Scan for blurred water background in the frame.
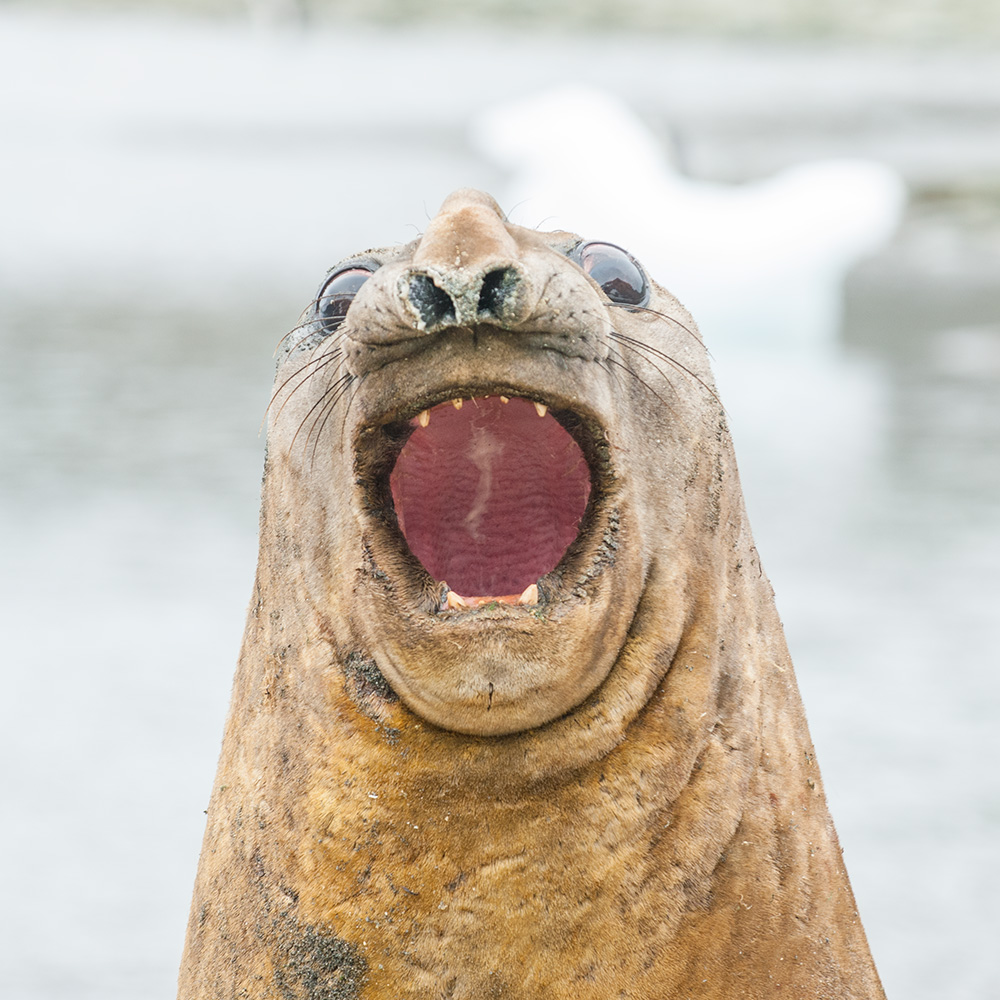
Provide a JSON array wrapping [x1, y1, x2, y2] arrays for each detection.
[[1, 2, 999, 998]]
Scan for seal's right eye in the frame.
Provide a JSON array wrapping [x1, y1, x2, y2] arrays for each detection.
[[574, 242, 649, 307], [317, 266, 374, 331]]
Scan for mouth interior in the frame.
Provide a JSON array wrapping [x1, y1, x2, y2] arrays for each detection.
[[389, 396, 591, 599]]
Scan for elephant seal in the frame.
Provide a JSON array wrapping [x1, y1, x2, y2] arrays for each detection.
[[178, 189, 884, 999]]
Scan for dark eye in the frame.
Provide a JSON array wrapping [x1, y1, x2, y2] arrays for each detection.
[[575, 242, 649, 307], [317, 266, 374, 331]]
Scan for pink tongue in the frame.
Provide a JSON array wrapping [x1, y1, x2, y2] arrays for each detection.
[[389, 397, 591, 597]]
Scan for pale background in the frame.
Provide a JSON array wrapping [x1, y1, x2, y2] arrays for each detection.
[[1, 2, 998, 998]]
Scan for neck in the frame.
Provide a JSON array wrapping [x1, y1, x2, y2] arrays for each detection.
[[180, 526, 882, 999]]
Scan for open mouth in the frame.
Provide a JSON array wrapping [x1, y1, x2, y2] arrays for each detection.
[[385, 395, 593, 609]]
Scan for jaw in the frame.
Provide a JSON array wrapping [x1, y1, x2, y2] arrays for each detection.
[[340, 334, 649, 736]]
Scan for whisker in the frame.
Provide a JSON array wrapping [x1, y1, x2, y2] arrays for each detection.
[[274, 296, 353, 355], [273, 304, 321, 354], [289, 372, 353, 456], [597, 349, 641, 398], [273, 316, 312, 354], [336, 371, 366, 443], [307, 374, 357, 467], [267, 347, 343, 414], [263, 350, 346, 436], [621, 303, 708, 355], [603, 349, 673, 410], [500, 199, 529, 224], [610, 342, 678, 398], [608, 337, 682, 399], [609, 330, 722, 409], [295, 375, 352, 461]]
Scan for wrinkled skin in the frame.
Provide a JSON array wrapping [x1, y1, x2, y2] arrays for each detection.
[[178, 190, 884, 999]]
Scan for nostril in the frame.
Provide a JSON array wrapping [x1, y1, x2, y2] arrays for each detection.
[[478, 267, 520, 319], [408, 274, 456, 329]]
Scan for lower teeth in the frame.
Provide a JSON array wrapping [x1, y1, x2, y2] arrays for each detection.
[[442, 581, 540, 610]]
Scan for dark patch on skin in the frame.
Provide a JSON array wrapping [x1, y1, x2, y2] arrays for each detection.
[[594, 508, 621, 567], [569, 507, 621, 599], [263, 644, 291, 707], [385, 873, 420, 896], [244, 850, 367, 1000], [485, 972, 510, 998], [375, 723, 401, 745], [273, 924, 366, 1000], [706, 417, 730, 533], [360, 539, 391, 586], [343, 650, 399, 720]]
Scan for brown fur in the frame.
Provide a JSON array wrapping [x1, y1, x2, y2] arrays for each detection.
[[178, 190, 884, 998]]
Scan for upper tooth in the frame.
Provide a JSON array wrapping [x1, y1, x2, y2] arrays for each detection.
[[452, 398, 463, 409], [445, 589, 469, 609], [500, 395, 510, 404], [417, 409, 430, 427], [533, 402, 548, 418], [517, 583, 540, 605]]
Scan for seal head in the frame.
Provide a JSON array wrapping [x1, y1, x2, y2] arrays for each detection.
[[272, 188, 703, 740]]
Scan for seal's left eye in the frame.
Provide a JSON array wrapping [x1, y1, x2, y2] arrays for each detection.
[[318, 267, 374, 331], [575, 242, 649, 307]]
